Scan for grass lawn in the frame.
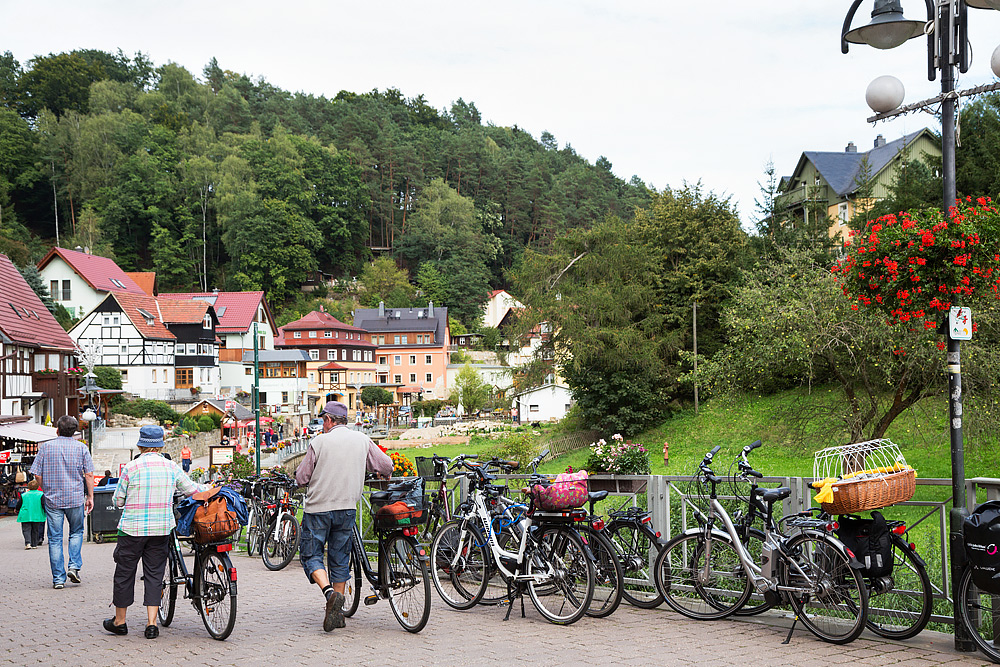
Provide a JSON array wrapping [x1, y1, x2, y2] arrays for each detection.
[[387, 386, 1000, 482]]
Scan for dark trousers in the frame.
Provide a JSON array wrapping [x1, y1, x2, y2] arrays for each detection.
[[182, 458, 191, 473], [21, 522, 45, 546], [112, 534, 170, 608]]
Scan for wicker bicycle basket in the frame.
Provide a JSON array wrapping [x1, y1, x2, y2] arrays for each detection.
[[812, 439, 916, 514]]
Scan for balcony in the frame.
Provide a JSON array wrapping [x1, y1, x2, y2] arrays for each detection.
[[31, 370, 81, 420]]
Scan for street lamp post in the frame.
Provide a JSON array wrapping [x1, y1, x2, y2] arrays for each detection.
[[79, 372, 100, 454], [841, 0, 1000, 650]]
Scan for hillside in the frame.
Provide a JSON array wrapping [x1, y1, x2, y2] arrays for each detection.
[[542, 386, 1000, 481]]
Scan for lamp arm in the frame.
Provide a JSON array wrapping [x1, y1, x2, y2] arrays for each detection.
[[842, 0, 865, 53], [959, 0, 970, 73]]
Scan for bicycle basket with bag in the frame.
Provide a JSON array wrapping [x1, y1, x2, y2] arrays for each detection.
[[192, 488, 241, 543], [372, 477, 426, 528], [528, 470, 588, 511], [835, 511, 894, 579], [964, 500, 1000, 594]]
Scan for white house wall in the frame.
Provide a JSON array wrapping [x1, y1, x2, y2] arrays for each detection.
[[515, 384, 573, 422], [38, 258, 105, 320], [70, 310, 175, 400]]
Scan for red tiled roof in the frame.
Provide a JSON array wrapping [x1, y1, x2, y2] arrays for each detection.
[[158, 291, 275, 335], [124, 272, 156, 296], [109, 293, 175, 339], [158, 300, 209, 324], [0, 254, 77, 351], [282, 310, 367, 332], [37, 247, 146, 295], [317, 361, 348, 370]]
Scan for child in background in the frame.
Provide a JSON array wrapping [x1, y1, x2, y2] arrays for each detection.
[[17, 479, 46, 548]]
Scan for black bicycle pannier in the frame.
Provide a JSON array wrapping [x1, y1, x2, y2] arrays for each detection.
[[964, 500, 1000, 594], [835, 511, 894, 579]]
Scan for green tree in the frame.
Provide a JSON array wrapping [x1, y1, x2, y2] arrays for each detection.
[[394, 179, 498, 324], [512, 215, 670, 435], [360, 256, 413, 306], [450, 363, 489, 414], [360, 386, 394, 408]]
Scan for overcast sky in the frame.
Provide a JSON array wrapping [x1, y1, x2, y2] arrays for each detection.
[[3, 1, 1000, 224]]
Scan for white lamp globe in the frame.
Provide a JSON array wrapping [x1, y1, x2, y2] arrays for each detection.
[[992, 44, 1000, 79], [866, 75, 905, 113]]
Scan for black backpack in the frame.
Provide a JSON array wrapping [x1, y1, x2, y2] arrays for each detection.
[[835, 511, 894, 579], [964, 500, 1000, 594]]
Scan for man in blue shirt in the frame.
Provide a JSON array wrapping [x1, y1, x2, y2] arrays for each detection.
[[30, 415, 95, 589]]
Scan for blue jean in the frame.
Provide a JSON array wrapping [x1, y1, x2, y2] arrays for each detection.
[[182, 458, 191, 473], [299, 509, 356, 584], [46, 505, 85, 584]]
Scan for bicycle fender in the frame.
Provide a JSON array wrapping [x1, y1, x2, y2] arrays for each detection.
[[817, 532, 865, 570], [665, 527, 733, 545], [892, 533, 927, 568]]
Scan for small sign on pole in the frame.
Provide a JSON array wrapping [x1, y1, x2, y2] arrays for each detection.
[[225, 400, 235, 412], [949, 306, 972, 341]]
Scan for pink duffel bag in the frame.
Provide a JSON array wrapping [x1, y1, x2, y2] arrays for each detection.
[[530, 470, 589, 511]]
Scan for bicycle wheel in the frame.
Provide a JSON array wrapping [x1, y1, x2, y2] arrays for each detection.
[[344, 549, 362, 619], [262, 514, 300, 571], [579, 528, 623, 618], [246, 503, 263, 557], [383, 534, 431, 633], [527, 525, 594, 625], [197, 551, 237, 640], [733, 526, 777, 616], [781, 532, 867, 644], [866, 536, 932, 640], [654, 532, 752, 620], [608, 520, 663, 609], [430, 520, 488, 610], [157, 548, 179, 627], [957, 565, 1000, 663]]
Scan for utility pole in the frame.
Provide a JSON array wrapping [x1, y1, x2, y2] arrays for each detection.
[[253, 322, 261, 476], [693, 302, 699, 415]]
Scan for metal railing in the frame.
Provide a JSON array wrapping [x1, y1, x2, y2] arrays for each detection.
[[381, 470, 995, 628]]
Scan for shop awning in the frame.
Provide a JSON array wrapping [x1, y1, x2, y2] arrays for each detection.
[[0, 421, 58, 443], [235, 417, 274, 427]]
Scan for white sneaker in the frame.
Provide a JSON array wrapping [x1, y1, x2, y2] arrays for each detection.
[[24, 544, 31, 550]]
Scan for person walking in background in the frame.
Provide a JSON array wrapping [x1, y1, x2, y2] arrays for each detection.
[[17, 479, 46, 549], [295, 401, 392, 632], [104, 425, 209, 639], [180, 443, 192, 473], [30, 415, 94, 589]]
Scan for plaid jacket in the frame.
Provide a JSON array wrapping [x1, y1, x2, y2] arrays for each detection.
[[113, 453, 207, 536], [29, 436, 94, 509]]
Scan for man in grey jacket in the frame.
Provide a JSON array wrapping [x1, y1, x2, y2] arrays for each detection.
[[295, 401, 393, 631]]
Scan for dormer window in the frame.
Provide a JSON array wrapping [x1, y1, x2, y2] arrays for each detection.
[[203, 313, 212, 329], [136, 308, 154, 326]]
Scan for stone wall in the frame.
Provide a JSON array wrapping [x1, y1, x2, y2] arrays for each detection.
[[162, 430, 218, 462]]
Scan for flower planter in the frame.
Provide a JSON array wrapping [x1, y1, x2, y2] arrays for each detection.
[[588, 476, 648, 494]]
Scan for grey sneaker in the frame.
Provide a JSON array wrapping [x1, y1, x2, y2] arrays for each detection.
[[53, 583, 64, 590], [67, 569, 81, 584], [323, 591, 346, 632]]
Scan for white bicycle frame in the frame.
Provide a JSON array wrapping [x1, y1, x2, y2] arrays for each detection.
[[449, 488, 552, 585], [697, 496, 826, 597]]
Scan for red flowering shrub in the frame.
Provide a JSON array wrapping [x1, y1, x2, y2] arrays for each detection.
[[832, 198, 1000, 334]]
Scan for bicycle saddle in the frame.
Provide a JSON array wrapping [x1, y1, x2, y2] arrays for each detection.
[[752, 486, 791, 504], [588, 490, 609, 502], [370, 491, 392, 503]]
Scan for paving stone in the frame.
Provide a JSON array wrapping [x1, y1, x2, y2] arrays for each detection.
[[0, 515, 991, 667]]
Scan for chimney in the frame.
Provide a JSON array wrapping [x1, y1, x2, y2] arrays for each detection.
[[379, 301, 385, 317], [428, 301, 434, 317], [212, 288, 220, 294], [874, 134, 887, 148], [845, 142, 857, 153], [75, 245, 84, 253]]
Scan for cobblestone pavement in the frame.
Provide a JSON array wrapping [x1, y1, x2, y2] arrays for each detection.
[[0, 516, 991, 667]]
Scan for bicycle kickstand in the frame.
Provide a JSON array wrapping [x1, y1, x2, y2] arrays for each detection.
[[781, 614, 799, 645]]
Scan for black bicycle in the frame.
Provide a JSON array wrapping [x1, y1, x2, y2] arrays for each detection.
[[158, 528, 238, 640], [342, 478, 431, 633]]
